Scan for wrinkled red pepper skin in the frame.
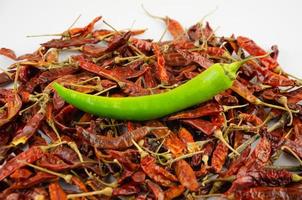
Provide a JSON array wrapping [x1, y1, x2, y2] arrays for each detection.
[[141, 155, 177, 187], [0, 146, 44, 181], [237, 36, 279, 69], [233, 186, 302, 200]]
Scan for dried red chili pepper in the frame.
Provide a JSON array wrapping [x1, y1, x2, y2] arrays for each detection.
[[73, 55, 119, 81], [178, 127, 194, 144], [176, 48, 213, 69], [237, 36, 279, 69], [0, 47, 17, 60], [187, 22, 214, 42], [41, 38, 99, 49], [206, 47, 228, 57], [168, 102, 222, 120], [22, 66, 78, 93], [83, 44, 106, 58], [0, 146, 45, 181], [245, 137, 272, 169], [233, 186, 302, 200], [211, 141, 229, 173], [164, 185, 185, 200], [263, 71, 295, 87], [110, 65, 149, 80], [70, 176, 89, 193], [105, 31, 131, 53], [283, 139, 302, 159], [130, 38, 153, 52], [106, 149, 140, 171], [223, 146, 251, 177], [187, 23, 202, 41], [0, 172, 55, 198], [67, 16, 102, 38], [182, 119, 217, 135], [238, 113, 263, 126], [141, 155, 177, 187], [164, 17, 187, 40], [49, 182, 67, 200], [112, 182, 141, 196], [37, 153, 80, 171], [10, 168, 33, 180], [195, 142, 214, 177], [146, 179, 164, 200], [0, 72, 13, 86], [11, 110, 45, 146], [143, 66, 157, 88], [227, 168, 298, 195], [286, 87, 302, 104], [164, 52, 191, 67], [131, 170, 146, 183], [175, 159, 199, 191], [54, 105, 77, 132], [0, 89, 22, 127], [215, 91, 239, 105], [231, 80, 258, 103], [9, 172, 55, 190], [152, 43, 170, 84], [25, 187, 49, 200], [78, 126, 156, 150]]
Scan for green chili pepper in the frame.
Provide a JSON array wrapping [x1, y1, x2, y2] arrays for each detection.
[[53, 60, 247, 121]]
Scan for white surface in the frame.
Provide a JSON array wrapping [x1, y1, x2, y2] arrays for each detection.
[[0, 0, 302, 78]]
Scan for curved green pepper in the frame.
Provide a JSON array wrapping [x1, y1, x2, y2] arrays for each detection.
[[53, 60, 245, 121]]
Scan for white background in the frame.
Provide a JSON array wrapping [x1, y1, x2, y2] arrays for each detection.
[[0, 0, 302, 78]]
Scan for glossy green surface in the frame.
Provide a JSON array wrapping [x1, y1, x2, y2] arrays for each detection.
[[53, 62, 241, 121]]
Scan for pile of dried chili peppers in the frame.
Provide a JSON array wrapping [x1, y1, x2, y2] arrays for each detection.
[[1, 15, 302, 200]]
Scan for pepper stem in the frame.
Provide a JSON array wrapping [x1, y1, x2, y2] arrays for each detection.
[[292, 174, 302, 182], [214, 129, 240, 156], [167, 150, 205, 166], [281, 146, 302, 166], [255, 99, 299, 113], [187, 139, 213, 153], [223, 104, 248, 112], [20, 161, 73, 183], [267, 113, 287, 132], [277, 96, 293, 126], [223, 53, 272, 79], [192, 193, 225, 199], [66, 187, 113, 199], [202, 175, 236, 185], [229, 134, 260, 158], [131, 138, 148, 158], [274, 66, 302, 85]]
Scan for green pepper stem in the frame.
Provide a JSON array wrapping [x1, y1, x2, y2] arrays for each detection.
[[224, 53, 272, 79]]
